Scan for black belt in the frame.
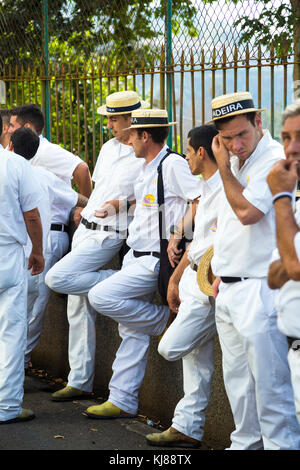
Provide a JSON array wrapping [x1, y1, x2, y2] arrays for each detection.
[[51, 223, 69, 233], [81, 217, 120, 233], [287, 336, 300, 351], [133, 250, 160, 259], [221, 276, 249, 283]]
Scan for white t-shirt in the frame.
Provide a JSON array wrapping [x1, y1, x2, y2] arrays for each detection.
[[81, 138, 143, 231], [126, 145, 201, 253], [188, 170, 222, 265], [211, 131, 284, 278], [0, 149, 42, 247], [31, 136, 83, 186]]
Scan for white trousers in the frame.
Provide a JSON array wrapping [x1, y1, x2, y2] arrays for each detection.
[[158, 266, 216, 441], [0, 244, 27, 422], [45, 225, 124, 391], [288, 348, 300, 425], [25, 230, 69, 368], [88, 250, 170, 414], [215, 278, 300, 450]]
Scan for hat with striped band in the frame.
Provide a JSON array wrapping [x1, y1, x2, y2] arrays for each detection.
[[97, 91, 149, 116], [127, 109, 177, 128], [208, 91, 265, 122]]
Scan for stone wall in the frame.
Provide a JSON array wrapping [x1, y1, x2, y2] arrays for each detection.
[[32, 288, 234, 449]]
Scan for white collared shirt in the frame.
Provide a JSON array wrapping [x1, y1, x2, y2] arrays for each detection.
[[126, 145, 202, 252], [188, 170, 222, 265], [0, 149, 42, 247], [80, 137, 143, 231], [212, 131, 285, 278]]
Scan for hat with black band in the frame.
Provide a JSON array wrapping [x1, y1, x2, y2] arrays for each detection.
[[208, 91, 265, 123], [126, 109, 177, 128], [97, 90, 149, 116]]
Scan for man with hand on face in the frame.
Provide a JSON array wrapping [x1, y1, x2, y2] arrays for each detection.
[[45, 91, 146, 402], [210, 92, 300, 450], [267, 99, 300, 424], [146, 124, 221, 449]]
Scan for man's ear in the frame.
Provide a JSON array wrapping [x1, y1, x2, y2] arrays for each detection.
[[197, 146, 204, 160]]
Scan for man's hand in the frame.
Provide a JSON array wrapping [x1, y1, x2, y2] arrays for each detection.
[[167, 235, 183, 268], [94, 200, 120, 218], [167, 280, 181, 313], [268, 259, 290, 289], [211, 134, 231, 169], [212, 276, 221, 299], [267, 159, 298, 195], [28, 252, 44, 276], [73, 207, 83, 227]]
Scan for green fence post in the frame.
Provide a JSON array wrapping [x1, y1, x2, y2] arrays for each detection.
[[42, 0, 50, 140], [166, 0, 173, 148]]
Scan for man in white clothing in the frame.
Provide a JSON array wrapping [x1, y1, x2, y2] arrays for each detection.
[[9, 127, 88, 370], [146, 124, 221, 448], [83, 109, 201, 420], [267, 99, 300, 424], [46, 91, 147, 401], [0, 115, 44, 424], [210, 92, 300, 450]]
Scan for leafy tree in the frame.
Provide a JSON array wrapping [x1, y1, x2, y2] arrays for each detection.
[[203, 0, 300, 83]]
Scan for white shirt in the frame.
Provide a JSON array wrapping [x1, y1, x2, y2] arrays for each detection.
[[23, 167, 78, 257], [212, 131, 284, 278], [188, 170, 222, 265], [81, 138, 143, 231], [276, 200, 300, 338], [0, 149, 42, 247], [127, 145, 201, 253], [31, 136, 83, 186]]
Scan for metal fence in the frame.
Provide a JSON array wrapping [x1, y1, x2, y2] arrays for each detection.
[[0, 0, 298, 171]]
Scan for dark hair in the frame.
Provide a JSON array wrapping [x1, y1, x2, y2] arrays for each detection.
[[187, 124, 218, 162], [11, 127, 40, 160], [11, 104, 44, 135], [137, 126, 169, 144], [214, 111, 256, 131], [0, 115, 2, 136], [0, 108, 11, 127]]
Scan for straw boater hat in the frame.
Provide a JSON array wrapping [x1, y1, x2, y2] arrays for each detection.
[[97, 90, 149, 116], [208, 91, 265, 123], [197, 245, 216, 297], [127, 108, 177, 128]]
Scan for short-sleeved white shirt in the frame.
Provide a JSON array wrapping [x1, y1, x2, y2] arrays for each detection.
[[31, 136, 83, 186], [211, 131, 284, 278], [81, 138, 143, 231], [0, 149, 42, 247], [188, 170, 222, 265], [126, 145, 202, 253]]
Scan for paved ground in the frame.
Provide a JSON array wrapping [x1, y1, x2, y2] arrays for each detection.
[[0, 369, 214, 460]]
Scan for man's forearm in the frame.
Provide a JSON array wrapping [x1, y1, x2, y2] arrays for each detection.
[[23, 208, 43, 255], [77, 193, 89, 208], [169, 249, 190, 285], [218, 163, 264, 224], [73, 162, 92, 198]]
